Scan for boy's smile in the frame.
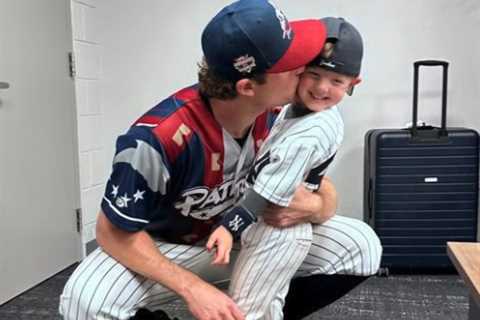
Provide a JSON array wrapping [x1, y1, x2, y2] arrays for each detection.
[[296, 67, 354, 112]]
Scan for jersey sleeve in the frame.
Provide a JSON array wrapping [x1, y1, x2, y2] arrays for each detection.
[[304, 107, 344, 190], [101, 127, 171, 232], [252, 141, 316, 207], [303, 153, 336, 190]]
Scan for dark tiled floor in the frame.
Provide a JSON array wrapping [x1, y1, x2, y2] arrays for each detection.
[[0, 265, 75, 320], [0, 264, 469, 320]]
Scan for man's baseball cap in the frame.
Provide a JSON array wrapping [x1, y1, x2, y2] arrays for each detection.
[[311, 17, 363, 77], [201, 0, 326, 81]]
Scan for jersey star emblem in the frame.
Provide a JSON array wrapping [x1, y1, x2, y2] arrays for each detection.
[[111, 184, 119, 198], [133, 189, 145, 203], [116, 193, 132, 208]]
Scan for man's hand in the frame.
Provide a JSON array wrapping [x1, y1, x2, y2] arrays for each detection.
[[184, 279, 245, 320], [96, 212, 243, 320], [262, 204, 312, 227], [263, 177, 337, 228], [206, 226, 233, 265]]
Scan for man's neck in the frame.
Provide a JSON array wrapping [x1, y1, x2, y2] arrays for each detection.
[[208, 97, 264, 138]]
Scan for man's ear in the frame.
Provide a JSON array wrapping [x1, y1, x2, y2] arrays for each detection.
[[235, 79, 256, 97]]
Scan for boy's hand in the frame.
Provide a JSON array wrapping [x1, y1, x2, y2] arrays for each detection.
[[206, 226, 233, 265]]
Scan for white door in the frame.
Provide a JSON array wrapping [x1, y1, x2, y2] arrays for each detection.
[[0, 0, 81, 304]]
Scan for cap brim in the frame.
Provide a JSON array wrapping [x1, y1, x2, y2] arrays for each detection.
[[267, 19, 327, 73]]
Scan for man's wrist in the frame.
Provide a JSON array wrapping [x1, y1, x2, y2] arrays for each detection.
[[175, 269, 204, 302], [311, 182, 337, 224]]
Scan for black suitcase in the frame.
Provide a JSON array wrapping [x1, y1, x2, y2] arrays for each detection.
[[364, 60, 479, 273]]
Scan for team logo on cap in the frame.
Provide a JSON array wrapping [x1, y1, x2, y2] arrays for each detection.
[[233, 54, 256, 73], [268, 1, 291, 39], [318, 60, 336, 69]]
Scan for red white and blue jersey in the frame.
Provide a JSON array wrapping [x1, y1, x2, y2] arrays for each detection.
[[101, 85, 276, 244]]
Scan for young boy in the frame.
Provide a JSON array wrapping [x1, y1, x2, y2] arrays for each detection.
[[207, 17, 376, 319]]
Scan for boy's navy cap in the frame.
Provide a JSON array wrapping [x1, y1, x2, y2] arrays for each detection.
[[313, 17, 363, 77], [202, 0, 326, 81]]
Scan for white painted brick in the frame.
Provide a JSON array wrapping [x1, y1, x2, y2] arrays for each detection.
[[91, 116, 103, 149], [87, 81, 102, 114], [74, 42, 101, 79], [91, 149, 108, 186], [77, 115, 103, 151], [71, 2, 85, 41], [77, 116, 91, 152], [84, 5, 99, 43], [78, 152, 91, 189], [81, 184, 104, 224], [82, 221, 97, 244], [75, 80, 101, 115], [78, 116, 93, 152], [74, 0, 97, 8], [75, 80, 89, 115], [72, 2, 99, 43]]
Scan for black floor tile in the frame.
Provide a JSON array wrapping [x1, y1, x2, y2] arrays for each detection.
[[0, 265, 469, 320]]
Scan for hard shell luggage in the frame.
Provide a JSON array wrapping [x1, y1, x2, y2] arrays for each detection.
[[364, 60, 479, 273]]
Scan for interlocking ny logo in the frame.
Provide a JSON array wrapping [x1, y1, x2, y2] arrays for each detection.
[[233, 55, 256, 73], [228, 214, 244, 232]]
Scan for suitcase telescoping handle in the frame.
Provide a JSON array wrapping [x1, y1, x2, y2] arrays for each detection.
[[412, 60, 449, 138]]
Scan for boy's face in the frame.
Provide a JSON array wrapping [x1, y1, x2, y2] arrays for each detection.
[[252, 66, 305, 108], [296, 66, 355, 112]]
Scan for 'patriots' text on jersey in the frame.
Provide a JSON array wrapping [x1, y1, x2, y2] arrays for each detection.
[[100, 85, 276, 244]]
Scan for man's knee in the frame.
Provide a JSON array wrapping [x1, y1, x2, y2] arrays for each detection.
[[355, 221, 382, 275], [309, 217, 382, 275]]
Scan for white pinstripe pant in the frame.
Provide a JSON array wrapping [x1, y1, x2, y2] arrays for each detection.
[[59, 215, 382, 320]]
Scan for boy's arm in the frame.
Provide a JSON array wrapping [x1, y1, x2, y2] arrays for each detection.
[[209, 192, 269, 264], [221, 177, 336, 231], [220, 189, 270, 238], [263, 177, 337, 228]]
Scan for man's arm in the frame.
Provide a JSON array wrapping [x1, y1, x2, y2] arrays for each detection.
[[96, 211, 244, 320], [262, 177, 337, 228]]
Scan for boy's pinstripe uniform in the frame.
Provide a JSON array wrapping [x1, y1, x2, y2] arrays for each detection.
[[252, 104, 344, 202], [216, 16, 382, 319], [225, 104, 381, 320]]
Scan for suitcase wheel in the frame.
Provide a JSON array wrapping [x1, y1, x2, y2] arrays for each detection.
[[377, 267, 390, 277]]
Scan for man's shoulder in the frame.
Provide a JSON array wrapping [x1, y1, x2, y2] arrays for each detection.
[[114, 84, 217, 163], [129, 84, 217, 144], [133, 84, 204, 127]]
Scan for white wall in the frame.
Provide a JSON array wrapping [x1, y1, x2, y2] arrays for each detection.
[[90, 0, 480, 225], [71, 0, 105, 251]]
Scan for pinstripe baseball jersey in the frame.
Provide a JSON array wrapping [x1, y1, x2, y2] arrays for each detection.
[[252, 104, 344, 206], [220, 104, 344, 236], [100, 85, 276, 244]]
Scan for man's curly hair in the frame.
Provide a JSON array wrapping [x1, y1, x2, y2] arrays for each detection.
[[198, 58, 266, 100]]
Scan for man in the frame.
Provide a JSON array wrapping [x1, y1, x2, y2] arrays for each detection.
[[59, 1, 335, 319]]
